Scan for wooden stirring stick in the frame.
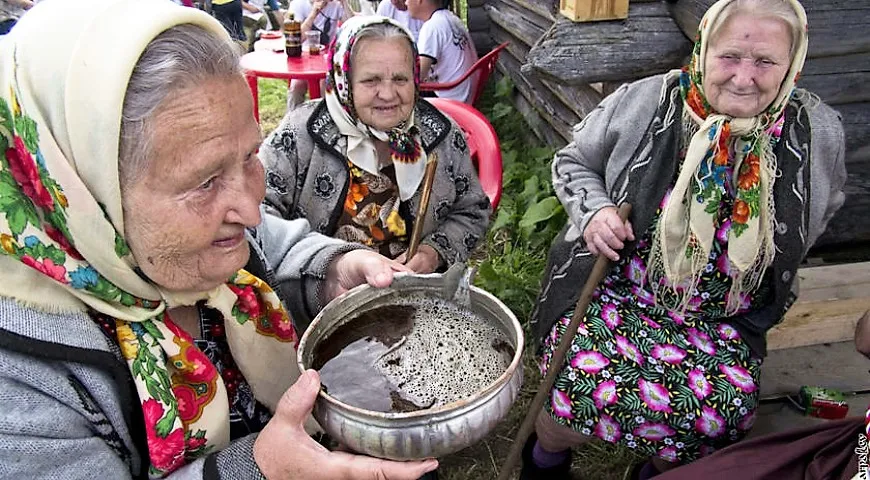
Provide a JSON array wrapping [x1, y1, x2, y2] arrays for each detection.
[[497, 203, 633, 480], [405, 152, 439, 263]]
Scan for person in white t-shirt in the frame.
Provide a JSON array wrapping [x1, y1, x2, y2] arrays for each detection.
[[287, 0, 353, 108], [376, 0, 423, 41], [406, 0, 477, 103]]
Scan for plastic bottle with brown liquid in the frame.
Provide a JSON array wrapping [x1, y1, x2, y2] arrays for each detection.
[[284, 13, 302, 57]]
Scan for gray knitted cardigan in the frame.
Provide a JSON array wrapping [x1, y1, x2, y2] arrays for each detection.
[[0, 211, 358, 479]]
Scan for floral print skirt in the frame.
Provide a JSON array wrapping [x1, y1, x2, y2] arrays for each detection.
[[540, 294, 762, 463]]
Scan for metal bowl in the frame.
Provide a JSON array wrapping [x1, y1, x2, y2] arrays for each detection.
[[297, 271, 524, 460]]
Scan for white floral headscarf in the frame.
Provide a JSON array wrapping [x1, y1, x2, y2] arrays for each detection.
[[648, 0, 808, 313], [323, 15, 426, 201]]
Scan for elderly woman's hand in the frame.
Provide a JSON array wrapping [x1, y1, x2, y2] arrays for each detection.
[[323, 250, 410, 301], [394, 245, 441, 274], [254, 370, 439, 479], [584, 206, 635, 261]]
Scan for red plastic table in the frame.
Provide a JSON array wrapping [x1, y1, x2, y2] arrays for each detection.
[[240, 50, 330, 122]]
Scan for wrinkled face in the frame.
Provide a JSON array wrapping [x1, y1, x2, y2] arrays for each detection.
[[703, 13, 792, 118], [391, 0, 408, 10], [351, 37, 416, 132], [122, 76, 265, 292]]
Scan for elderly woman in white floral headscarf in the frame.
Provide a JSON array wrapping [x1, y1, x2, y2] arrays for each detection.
[[260, 17, 491, 326], [0, 0, 438, 478], [523, 0, 846, 478]]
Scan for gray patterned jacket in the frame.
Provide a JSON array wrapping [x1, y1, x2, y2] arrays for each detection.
[[260, 99, 492, 271], [0, 212, 357, 479]]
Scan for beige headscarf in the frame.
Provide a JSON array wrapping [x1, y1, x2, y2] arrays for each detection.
[[648, 0, 808, 313], [0, 0, 300, 476]]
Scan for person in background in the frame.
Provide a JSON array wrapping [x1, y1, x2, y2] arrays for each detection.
[[260, 16, 491, 331], [376, 0, 423, 41], [212, 0, 247, 41], [523, 0, 846, 478], [0, 0, 32, 35], [406, 0, 477, 103], [286, 0, 354, 108], [0, 0, 438, 478], [242, 0, 283, 50]]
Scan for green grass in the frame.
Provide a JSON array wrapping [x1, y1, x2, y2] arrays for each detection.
[[256, 77, 641, 478]]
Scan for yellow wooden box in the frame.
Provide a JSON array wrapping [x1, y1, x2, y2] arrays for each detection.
[[559, 0, 628, 22]]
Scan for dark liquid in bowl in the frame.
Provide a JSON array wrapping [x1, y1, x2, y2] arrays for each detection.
[[314, 296, 515, 413]]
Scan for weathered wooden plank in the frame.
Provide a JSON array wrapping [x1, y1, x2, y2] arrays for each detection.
[[512, 89, 572, 147], [525, 1, 692, 84], [836, 102, 870, 162], [497, 0, 556, 22], [498, 0, 554, 31], [760, 342, 870, 398], [493, 25, 532, 58], [540, 79, 603, 121], [768, 298, 870, 351], [815, 165, 870, 247], [667, 0, 870, 58], [498, 48, 577, 140], [799, 53, 870, 106], [764, 263, 870, 350], [792, 262, 870, 303], [487, 2, 547, 48]]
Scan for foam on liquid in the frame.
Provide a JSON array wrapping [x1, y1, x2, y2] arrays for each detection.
[[315, 294, 515, 413]]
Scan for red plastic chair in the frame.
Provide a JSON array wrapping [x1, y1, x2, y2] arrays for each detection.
[[426, 97, 502, 210], [420, 42, 509, 106]]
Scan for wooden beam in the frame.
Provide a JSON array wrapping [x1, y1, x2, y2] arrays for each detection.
[[525, 1, 692, 85], [815, 165, 870, 248], [836, 102, 870, 161], [766, 262, 870, 351], [666, 0, 870, 58], [487, 1, 548, 48], [760, 341, 870, 398], [800, 53, 870, 106], [496, 48, 577, 142]]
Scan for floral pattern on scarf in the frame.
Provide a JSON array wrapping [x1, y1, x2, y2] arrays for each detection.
[[0, 70, 298, 478], [647, 0, 808, 315]]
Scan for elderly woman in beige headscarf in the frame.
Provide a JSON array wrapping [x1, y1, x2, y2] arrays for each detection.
[[523, 0, 846, 478], [0, 0, 438, 478]]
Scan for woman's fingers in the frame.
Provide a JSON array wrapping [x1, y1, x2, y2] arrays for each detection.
[[592, 232, 621, 261], [585, 206, 634, 261], [332, 451, 439, 480]]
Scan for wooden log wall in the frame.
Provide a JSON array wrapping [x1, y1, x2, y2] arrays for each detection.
[[486, 0, 870, 250]]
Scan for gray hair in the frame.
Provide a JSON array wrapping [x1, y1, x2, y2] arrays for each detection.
[[708, 0, 802, 60], [119, 24, 241, 188], [348, 21, 415, 82]]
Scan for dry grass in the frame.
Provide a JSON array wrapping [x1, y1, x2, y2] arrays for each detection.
[[255, 78, 642, 479]]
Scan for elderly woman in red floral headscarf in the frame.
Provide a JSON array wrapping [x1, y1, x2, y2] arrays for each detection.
[[0, 0, 438, 478], [523, 0, 846, 478]]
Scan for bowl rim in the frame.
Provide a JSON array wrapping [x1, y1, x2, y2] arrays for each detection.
[[296, 278, 525, 421]]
